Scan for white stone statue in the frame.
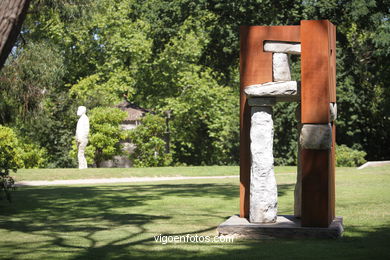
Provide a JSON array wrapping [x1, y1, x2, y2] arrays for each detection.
[[76, 106, 90, 169]]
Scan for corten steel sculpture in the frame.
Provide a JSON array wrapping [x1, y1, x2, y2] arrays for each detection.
[[240, 20, 337, 228]]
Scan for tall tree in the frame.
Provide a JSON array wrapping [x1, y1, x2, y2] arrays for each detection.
[[0, 0, 30, 70]]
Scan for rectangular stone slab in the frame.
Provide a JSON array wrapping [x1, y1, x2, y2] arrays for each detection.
[[244, 81, 299, 97], [300, 124, 332, 150], [217, 215, 343, 239], [264, 41, 301, 54]]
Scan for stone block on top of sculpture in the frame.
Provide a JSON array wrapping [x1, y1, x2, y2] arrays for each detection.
[[264, 41, 301, 54]]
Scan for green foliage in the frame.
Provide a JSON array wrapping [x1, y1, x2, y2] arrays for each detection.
[[0, 126, 47, 172], [69, 0, 152, 107], [18, 142, 48, 169], [140, 12, 239, 165], [336, 144, 367, 167], [0, 42, 65, 123], [0, 126, 20, 202], [18, 94, 78, 168], [0, 126, 22, 174], [164, 72, 238, 165], [4, 0, 388, 168], [85, 107, 127, 167], [273, 102, 299, 166], [129, 114, 172, 167], [0, 125, 48, 172], [0, 41, 75, 168]]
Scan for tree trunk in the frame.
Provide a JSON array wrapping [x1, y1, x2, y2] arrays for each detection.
[[0, 0, 30, 70]]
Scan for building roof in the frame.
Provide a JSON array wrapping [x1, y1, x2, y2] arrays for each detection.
[[116, 101, 149, 122]]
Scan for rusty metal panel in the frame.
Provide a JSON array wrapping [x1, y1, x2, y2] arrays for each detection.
[[239, 25, 300, 218], [239, 101, 251, 218], [301, 20, 332, 123], [301, 149, 331, 227], [300, 20, 336, 227], [329, 24, 337, 102]]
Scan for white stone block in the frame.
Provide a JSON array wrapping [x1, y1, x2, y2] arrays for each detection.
[[330, 103, 337, 121], [300, 124, 332, 150], [273, 53, 291, 81], [264, 41, 301, 54], [250, 106, 277, 223], [244, 81, 298, 97]]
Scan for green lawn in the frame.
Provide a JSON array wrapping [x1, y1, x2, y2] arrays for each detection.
[[0, 166, 389, 259], [12, 166, 299, 181]]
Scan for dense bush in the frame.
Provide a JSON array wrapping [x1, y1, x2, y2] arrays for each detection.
[[0, 126, 21, 202], [18, 142, 47, 168], [336, 144, 367, 167], [129, 114, 172, 167]]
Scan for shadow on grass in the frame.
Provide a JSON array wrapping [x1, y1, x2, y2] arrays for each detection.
[[0, 182, 389, 259]]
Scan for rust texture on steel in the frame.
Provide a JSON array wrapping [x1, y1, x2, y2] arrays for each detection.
[[300, 20, 336, 227], [301, 20, 336, 123], [301, 149, 331, 227], [239, 26, 300, 218]]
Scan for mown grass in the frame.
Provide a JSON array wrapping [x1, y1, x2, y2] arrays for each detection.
[[0, 166, 389, 259], [12, 166, 298, 181]]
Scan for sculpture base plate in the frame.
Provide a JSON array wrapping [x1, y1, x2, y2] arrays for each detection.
[[217, 215, 343, 239]]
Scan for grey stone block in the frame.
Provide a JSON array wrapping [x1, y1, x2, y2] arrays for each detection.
[[300, 124, 332, 150]]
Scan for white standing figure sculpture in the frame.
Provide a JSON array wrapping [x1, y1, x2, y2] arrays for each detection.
[[76, 106, 90, 169]]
